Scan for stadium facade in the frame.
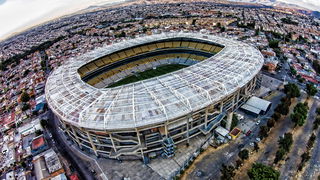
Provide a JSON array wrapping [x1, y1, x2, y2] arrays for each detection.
[[45, 32, 264, 160]]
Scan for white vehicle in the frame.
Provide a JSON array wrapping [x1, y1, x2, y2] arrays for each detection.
[[256, 120, 261, 125], [256, 137, 261, 142], [249, 142, 254, 147]]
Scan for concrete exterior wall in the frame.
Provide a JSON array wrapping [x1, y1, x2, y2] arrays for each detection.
[[57, 76, 258, 160]]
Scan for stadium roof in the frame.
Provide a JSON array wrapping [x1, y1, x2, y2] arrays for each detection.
[[45, 32, 264, 130]]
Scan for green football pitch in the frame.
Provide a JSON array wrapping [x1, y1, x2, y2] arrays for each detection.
[[107, 64, 188, 88]]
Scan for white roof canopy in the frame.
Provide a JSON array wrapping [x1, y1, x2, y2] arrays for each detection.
[[45, 32, 264, 130]]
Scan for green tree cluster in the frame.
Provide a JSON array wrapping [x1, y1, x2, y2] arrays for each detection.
[[259, 125, 270, 139], [274, 132, 293, 163], [268, 40, 279, 49], [284, 83, 300, 98], [20, 92, 30, 102], [238, 149, 249, 161], [220, 164, 235, 180], [306, 83, 317, 96], [275, 97, 291, 115], [314, 116, 320, 130], [312, 60, 320, 74], [298, 152, 311, 171], [231, 114, 239, 130], [247, 163, 280, 180], [291, 102, 309, 127]]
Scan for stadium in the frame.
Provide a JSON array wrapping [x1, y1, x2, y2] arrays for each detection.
[[45, 32, 264, 161]]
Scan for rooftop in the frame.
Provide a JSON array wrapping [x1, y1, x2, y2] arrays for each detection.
[[31, 136, 45, 150]]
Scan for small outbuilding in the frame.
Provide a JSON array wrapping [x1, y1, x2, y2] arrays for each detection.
[[241, 96, 271, 117]]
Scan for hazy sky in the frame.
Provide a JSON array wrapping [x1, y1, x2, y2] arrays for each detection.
[[0, 0, 319, 41], [279, 0, 320, 11], [0, 0, 124, 40]]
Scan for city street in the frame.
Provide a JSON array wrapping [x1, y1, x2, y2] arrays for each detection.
[[186, 90, 284, 179], [280, 99, 318, 179], [46, 110, 96, 180]]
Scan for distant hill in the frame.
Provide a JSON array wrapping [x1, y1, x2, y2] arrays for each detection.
[[227, 0, 320, 18], [312, 11, 320, 18]]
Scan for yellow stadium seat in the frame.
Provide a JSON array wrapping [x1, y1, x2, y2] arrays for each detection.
[[78, 68, 86, 77], [188, 42, 198, 49], [188, 54, 198, 60], [94, 59, 105, 67], [86, 63, 98, 72], [213, 47, 223, 53], [117, 52, 127, 59], [210, 46, 217, 52], [181, 41, 190, 47], [180, 53, 190, 59], [172, 41, 181, 48], [195, 43, 205, 50], [156, 42, 165, 49], [124, 49, 135, 57], [132, 47, 143, 54], [139, 45, 149, 53], [101, 56, 112, 64], [88, 77, 100, 86], [148, 44, 157, 51], [164, 42, 173, 48], [198, 56, 207, 61], [110, 53, 120, 62], [202, 44, 212, 52]]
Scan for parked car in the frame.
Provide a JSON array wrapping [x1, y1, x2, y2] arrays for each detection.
[[256, 120, 261, 125]]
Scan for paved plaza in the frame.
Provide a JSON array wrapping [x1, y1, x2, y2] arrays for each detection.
[[148, 135, 208, 179]]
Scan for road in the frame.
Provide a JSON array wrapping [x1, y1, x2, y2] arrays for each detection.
[[186, 90, 284, 179], [46, 110, 96, 180], [303, 100, 320, 180], [280, 99, 318, 179]]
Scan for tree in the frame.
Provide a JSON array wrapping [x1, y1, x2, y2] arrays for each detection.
[[220, 26, 226, 32], [20, 161, 27, 168], [291, 103, 309, 127], [35, 130, 43, 136], [235, 159, 243, 169], [313, 116, 320, 130], [313, 60, 320, 74], [20, 92, 30, 102], [278, 133, 293, 152], [306, 83, 317, 96], [307, 133, 316, 150], [254, 142, 260, 152], [298, 152, 311, 171], [275, 103, 289, 116], [272, 112, 281, 122], [238, 149, 249, 161], [40, 119, 48, 128], [220, 164, 235, 180], [192, 19, 197, 25], [291, 112, 305, 126], [284, 83, 300, 98], [248, 163, 280, 180], [21, 104, 30, 111], [231, 115, 239, 130], [268, 40, 279, 49], [274, 148, 286, 164], [259, 125, 269, 139], [267, 118, 276, 128]]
